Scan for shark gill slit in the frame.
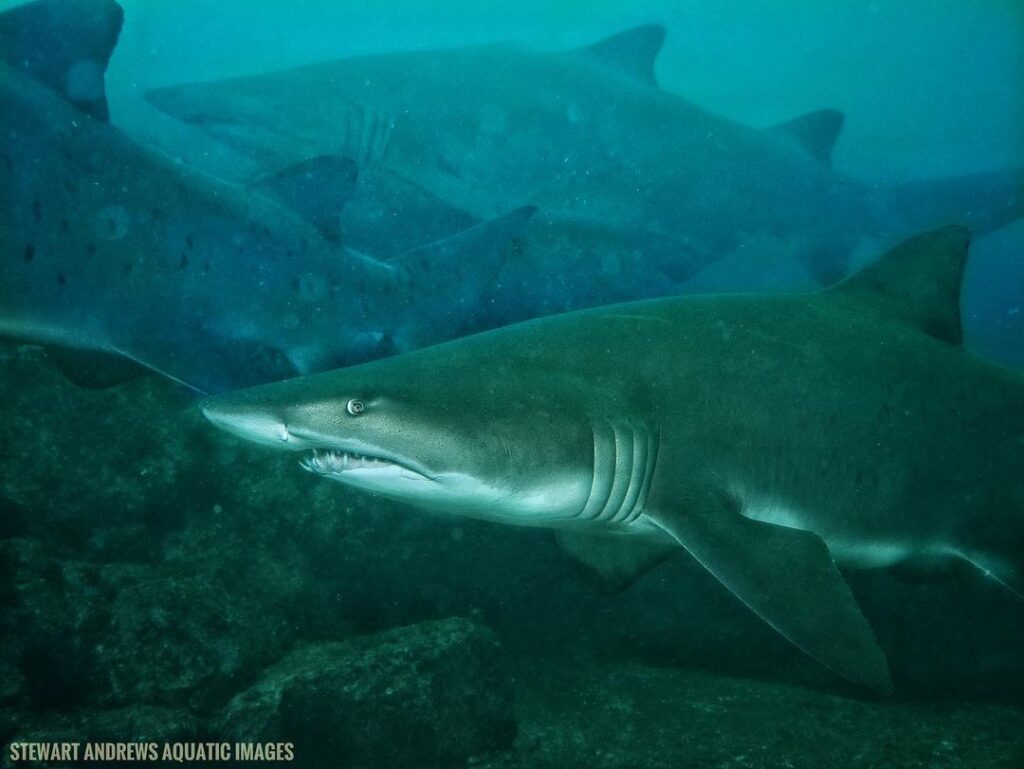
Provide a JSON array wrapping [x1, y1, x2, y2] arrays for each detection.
[[595, 423, 633, 522], [579, 422, 616, 520], [579, 421, 655, 524], [633, 427, 659, 524], [616, 423, 651, 524]]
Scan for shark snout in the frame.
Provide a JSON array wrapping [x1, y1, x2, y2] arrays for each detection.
[[201, 397, 294, 448]]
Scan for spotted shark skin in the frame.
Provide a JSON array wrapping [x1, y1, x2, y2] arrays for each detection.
[[0, 0, 532, 393]]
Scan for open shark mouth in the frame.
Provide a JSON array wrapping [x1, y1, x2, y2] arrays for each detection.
[[298, 449, 431, 481]]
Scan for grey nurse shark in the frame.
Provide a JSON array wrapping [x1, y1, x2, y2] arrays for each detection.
[[0, 0, 532, 393], [147, 25, 1024, 286], [203, 227, 1024, 693]]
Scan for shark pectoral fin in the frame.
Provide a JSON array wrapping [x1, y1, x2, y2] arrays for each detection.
[[106, 333, 300, 394], [390, 206, 536, 330], [555, 530, 676, 593], [252, 155, 359, 242], [341, 167, 478, 257], [644, 503, 892, 694]]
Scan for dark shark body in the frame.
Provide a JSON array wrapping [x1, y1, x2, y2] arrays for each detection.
[[203, 227, 1024, 693], [147, 26, 1024, 291], [0, 0, 531, 392]]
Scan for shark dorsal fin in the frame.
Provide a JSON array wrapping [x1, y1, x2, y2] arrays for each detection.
[[833, 226, 969, 345], [0, 0, 124, 122], [252, 156, 359, 242], [767, 109, 845, 166], [578, 24, 666, 86]]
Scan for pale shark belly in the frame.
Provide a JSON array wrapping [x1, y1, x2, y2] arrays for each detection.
[[737, 492, 940, 569]]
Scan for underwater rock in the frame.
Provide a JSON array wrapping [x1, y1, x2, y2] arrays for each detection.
[[0, 539, 108, 712], [0, 538, 290, 714], [220, 617, 516, 768], [97, 570, 291, 712], [0, 345, 201, 558], [473, 658, 1024, 769]]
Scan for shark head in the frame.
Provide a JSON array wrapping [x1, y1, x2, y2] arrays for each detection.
[[201, 344, 606, 526]]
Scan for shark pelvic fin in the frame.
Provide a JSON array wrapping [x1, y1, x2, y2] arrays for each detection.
[[766, 109, 844, 166], [0, 0, 123, 121], [578, 24, 666, 86], [645, 498, 892, 694], [556, 530, 676, 593], [832, 225, 969, 345], [252, 155, 359, 242]]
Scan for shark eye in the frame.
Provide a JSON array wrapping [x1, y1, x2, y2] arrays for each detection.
[[346, 398, 365, 416]]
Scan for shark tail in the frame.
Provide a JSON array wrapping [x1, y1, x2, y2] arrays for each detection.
[[884, 166, 1024, 239], [0, 0, 124, 122]]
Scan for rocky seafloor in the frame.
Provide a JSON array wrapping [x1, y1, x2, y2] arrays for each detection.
[[1, 342, 1023, 768]]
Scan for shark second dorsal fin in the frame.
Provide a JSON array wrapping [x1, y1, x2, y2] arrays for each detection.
[[766, 109, 844, 166], [252, 156, 359, 242], [0, 0, 123, 122], [833, 226, 969, 345], [577, 24, 666, 86]]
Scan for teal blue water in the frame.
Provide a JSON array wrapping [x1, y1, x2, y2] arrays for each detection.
[[17, 0, 1022, 363], [2, 2, 1023, 766]]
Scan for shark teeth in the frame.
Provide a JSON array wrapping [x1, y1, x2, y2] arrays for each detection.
[[299, 448, 392, 475]]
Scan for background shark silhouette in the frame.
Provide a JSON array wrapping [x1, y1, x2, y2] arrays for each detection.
[[0, 0, 533, 393], [145, 25, 1023, 294]]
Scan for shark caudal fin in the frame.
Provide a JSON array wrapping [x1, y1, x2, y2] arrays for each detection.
[[0, 0, 123, 121], [883, 167, 1024, 240]]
